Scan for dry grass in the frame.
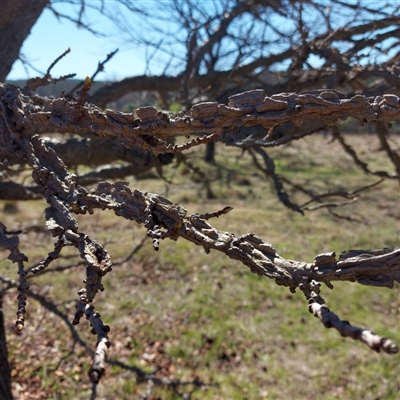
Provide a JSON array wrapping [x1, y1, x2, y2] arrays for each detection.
[[1, 133, 400, 399]]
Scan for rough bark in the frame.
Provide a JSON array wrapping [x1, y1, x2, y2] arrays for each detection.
[[0, 0, 48, 81], [1, 84, 399, 385], [2, 85, 398, 156], [1, 0, 399, 391]]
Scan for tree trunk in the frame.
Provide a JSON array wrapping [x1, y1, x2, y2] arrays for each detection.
[[0, 292, 13, 400], [204, 142, 215, 164], [0, 0, 48, 81]]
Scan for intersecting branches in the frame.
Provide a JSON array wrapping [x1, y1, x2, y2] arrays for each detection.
[[332, 125, 400, 180], [24, 48, 76, 92], [298, 178, 386, 212], [1, 277, 213, 398], [85, 1, 400, 109], [3, 83, 398, 211], [248, 146, 303, 214], [50, 179, 400, 355], [1, 82, 399, 385]]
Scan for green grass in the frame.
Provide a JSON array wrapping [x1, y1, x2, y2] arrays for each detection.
[[1, 133, 400, 399]]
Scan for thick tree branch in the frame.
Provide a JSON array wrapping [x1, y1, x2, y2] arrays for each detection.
[[2, 84, 399, 158], [1, 83, 399, 386], [0, 0, 48, 81], [2, 1, 400, 393]]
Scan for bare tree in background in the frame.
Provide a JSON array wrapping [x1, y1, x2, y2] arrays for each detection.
[[88, 0, 400, 103], [3, 0, 400, 192], [1, 1, 400, 399]]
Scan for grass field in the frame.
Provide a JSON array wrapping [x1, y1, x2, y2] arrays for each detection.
[[1, 133, 400, 399]]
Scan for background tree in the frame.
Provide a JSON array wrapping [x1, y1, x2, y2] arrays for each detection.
[[2, 0, 400, 198], [1, 1, 400, 399]]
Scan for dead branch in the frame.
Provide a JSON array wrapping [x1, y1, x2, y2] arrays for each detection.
[[300, 279, 398, 354], [87, 4, 400, 108], [2, 84, 399, 157], [299, 178, 385, 210], [72, 288, 111, 383], [332, 126, 399, 180], [1, 83, 399, 384], [248, 147, 303, 214], [25, 48, 76, 92], [65, 48, 119, 98], [376, 121, 400, 176], [1, 275, 215, 398]]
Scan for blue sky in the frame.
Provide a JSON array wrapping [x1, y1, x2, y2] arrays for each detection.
[[7, 2, 156, 81]]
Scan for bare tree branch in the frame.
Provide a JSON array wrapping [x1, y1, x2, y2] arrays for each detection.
[[24, 48, 76, 92], [2, 85, 399, 159], [2, 0, 400, 393]]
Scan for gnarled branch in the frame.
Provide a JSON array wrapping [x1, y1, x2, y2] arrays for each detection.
[[1, 83, 399, 385]]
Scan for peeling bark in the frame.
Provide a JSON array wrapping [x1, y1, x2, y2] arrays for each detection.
[[1, 83, 399, 385]]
